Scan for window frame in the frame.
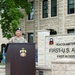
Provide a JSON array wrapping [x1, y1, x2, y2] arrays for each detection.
[[67, 29, 75, 34], [28, 33, 33, 43], [51, 0, 57, 17], [28, 2, 34, 20], [42, 0, 48, 18], [68, 0, 75, 14]]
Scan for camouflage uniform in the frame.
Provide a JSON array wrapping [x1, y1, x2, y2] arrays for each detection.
[[9, 36, 27, 43]]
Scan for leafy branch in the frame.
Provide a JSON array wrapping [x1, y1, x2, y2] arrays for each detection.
[[0, 0, 30, 39]]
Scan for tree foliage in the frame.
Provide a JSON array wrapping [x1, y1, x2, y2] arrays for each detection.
[[0, 0, 30, 39]]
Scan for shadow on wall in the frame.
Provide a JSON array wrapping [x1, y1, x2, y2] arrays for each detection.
[[46, 29, 57, 35]]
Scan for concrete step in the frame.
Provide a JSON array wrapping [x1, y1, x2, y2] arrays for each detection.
[[0, 65, 5, 74]]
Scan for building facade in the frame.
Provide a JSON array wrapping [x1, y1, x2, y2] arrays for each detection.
[[20, 0, 75, 46], [0, 0, 75, 75], [20, 1, 75, 74]]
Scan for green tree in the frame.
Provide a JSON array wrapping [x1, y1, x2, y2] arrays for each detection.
[[0, 0, 30, 39]]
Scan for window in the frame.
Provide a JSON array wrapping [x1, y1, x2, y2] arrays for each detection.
[[67, 29, 74, 33], [39, 71, 43, 75], [51, 0, 57, 17], [28, 2, 34, 20], [50, 29, 57, 35], [28, 33, 33, 43], [42, 0, 48, 18], [68, 0, 74, 14]]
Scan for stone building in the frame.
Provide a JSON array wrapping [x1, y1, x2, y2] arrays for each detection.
[[0, 0, 75, 75], [19, 1, 75, 74], [20, 0, 75, 47]]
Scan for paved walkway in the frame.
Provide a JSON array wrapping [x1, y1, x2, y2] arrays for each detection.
[[0, 65, 5, 75], [0, 73, 5, 75]]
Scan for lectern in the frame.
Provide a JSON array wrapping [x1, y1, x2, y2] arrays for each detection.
[[6, 43, 35, 75]]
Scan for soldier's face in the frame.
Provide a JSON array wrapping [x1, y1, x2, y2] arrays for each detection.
[[15, 30, 22, 37]]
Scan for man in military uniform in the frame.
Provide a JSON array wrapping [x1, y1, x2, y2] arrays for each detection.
[[9, 28, 27, 43]]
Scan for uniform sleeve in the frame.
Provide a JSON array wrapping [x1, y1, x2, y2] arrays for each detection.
[[24, 39, 28, 43], [8, 37, 13, 43]]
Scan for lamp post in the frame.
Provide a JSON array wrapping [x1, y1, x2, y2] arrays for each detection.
[[22, 33, 26, 39]]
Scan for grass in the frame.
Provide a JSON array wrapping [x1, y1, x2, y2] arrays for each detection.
[[0, 61, 6, 66], [0, 63, 5, 66]]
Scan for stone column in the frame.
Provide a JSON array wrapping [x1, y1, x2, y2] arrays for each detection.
[[19, 9, 26, 34], [58, 0, 65, 34], [34, 0, 40, 44], [38, 31, 49, 65]]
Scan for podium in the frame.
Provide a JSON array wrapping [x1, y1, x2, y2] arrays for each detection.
[[6, 43, 35, 75]]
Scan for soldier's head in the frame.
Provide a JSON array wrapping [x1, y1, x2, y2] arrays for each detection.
[[15, 28, 22, 37]]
